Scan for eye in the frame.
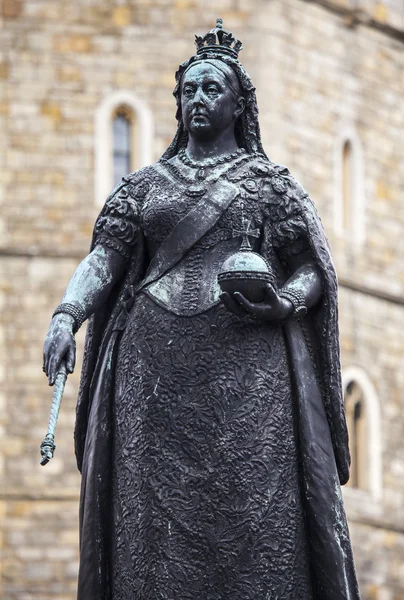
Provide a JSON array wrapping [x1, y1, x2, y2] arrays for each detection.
[[206, 84, 220, 95], [182, 86, 195, 97]]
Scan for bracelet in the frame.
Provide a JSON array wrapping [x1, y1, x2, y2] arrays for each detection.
[[278, 287, 308, 319], [52, 303, 86, 334]]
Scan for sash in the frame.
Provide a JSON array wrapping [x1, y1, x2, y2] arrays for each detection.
[[135, 166, 239, 293]]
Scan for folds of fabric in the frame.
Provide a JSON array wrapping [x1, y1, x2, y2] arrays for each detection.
[[300, 195, 350, 485], [74, 161, 359, 599], [284, 320, 360, 600], [77, 332, 119, 600]]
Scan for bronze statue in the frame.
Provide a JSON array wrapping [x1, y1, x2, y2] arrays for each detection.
[[43, 19, 361, 600]]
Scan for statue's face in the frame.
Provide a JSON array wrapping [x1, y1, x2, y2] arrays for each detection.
[[181, 62, 244, 139]]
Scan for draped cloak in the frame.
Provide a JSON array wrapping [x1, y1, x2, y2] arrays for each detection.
[[74, 157, 360, 600]]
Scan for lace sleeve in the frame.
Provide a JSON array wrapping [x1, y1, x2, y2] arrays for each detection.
[[94, 176, 148, 259], [262, 166, 311, 267]]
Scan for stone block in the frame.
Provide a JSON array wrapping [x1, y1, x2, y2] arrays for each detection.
[[0, 437, 24, 457], [40, 102, 62, 125], [2, 0, 23, 19], [56, 66, 82, 83], [54, 35, 93, 53], [0, 62, 9, 79], [112, 6, 132, 27]]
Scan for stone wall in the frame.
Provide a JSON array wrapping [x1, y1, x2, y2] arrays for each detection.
[[1, 0, 403, 598], [0, 256, 83, 599]]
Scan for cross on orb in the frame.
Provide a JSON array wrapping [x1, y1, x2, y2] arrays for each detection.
[[233, 217, 260, 250]]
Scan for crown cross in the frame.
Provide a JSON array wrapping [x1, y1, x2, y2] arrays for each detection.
[[233, 217, 260, 250], [195, 18, 243, 58]]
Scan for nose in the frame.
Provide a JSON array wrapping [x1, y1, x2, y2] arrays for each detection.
[[192, 87, 205, 106]]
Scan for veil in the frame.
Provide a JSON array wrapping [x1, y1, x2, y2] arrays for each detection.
[[161, 52, 268, 159]]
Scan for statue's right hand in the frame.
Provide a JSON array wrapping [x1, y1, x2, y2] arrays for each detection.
[[43, 314, 76, 385]]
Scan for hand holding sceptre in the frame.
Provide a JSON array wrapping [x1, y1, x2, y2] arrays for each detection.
[[41, 246, 128, 465]]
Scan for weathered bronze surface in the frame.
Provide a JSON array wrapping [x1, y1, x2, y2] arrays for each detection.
[[43, 18, 361, 600]]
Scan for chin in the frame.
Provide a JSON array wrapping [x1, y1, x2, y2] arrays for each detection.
[[189, 123, 214, 138]]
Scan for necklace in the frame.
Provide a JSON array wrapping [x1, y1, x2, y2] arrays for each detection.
[[178, 148, 245, 181], [161, 152, 254, 197]]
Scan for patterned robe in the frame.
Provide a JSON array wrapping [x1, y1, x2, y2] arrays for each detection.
[[75, 153, 360, 600]]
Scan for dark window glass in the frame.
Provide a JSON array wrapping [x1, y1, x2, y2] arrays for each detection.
[[113, 112, 131, 186], [342, 140, 353, 232], [344, 381, 367, 491]]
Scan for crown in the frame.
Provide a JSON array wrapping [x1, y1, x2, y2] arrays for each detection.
[[194, 18, 243, 59]]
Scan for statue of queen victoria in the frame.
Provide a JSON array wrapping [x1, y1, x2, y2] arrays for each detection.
[[43, 19, 361, 600]]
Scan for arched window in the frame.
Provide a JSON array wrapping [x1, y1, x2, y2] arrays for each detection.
[[342, 367, 382, 501], [95, 91, 153, 206], [334, 127, 365, 244]]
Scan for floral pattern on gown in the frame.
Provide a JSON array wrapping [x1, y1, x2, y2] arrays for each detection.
[[95, 155, 315, 599]]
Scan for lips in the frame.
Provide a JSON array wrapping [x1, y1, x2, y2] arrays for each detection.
[[191, 112, 209, 123], [191, 108, 208, 118]]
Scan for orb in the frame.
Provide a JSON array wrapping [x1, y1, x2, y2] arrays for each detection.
[[218, 249, 275, 303]]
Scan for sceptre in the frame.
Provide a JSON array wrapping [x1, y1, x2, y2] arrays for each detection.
[[40, 361, 68, 466]]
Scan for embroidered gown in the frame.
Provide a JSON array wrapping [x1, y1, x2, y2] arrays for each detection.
[[76, 152, 360, 600]]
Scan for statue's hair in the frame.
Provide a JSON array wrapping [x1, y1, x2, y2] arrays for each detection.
[[161, 53, 268, 160]]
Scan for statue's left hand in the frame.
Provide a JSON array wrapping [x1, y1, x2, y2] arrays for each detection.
[[233, 284, 293, 321]]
